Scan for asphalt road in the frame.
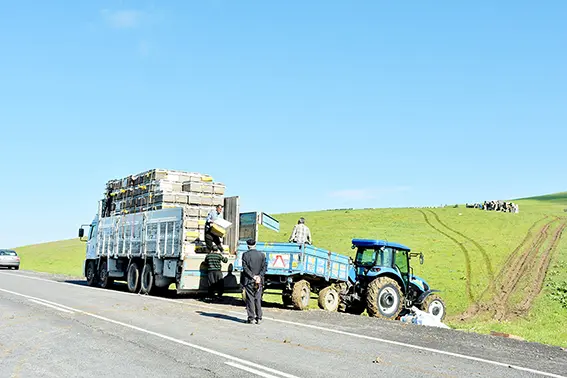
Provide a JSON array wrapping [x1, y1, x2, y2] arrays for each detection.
[[1, 270, 566, 378]]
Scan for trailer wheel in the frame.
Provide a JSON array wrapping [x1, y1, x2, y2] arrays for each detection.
[[318, 286, 339, 312], [366, 277, 403, 319], [141, 263, 155, 295], [98, 260, 114, 289], [291, 280, 311, 310], [86, 260, 98, 287], [420, 294, 446, 321], [127, 263, 141, 293]]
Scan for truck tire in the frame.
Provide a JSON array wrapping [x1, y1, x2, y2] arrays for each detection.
[[98, 260, 114, 289], [420, 294, 446, 321], [86, 260, 98, 287], [127, 263, 141, 293], [318, 286, 339, 312], [291, 280, 311, 310], [366, 277, 403, 319], [141, 263, 155, 295]]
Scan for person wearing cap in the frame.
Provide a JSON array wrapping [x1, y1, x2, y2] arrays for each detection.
[[204, 244, 228, 299], [205, 204, 224, 253], [289, 217, 312, 245], [241, 239, 266, 324]]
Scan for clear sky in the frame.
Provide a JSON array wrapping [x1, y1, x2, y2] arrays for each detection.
[[1, 0, 566, 248]]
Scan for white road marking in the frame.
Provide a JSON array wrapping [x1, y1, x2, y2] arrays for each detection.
[[28, 299, 75, 314], [225, 361, 283, 378], [0, 287, 300, 378], [1, 272, 566, 378]]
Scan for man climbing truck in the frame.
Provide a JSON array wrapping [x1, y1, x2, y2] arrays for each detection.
[[338, 239, 446, 321]]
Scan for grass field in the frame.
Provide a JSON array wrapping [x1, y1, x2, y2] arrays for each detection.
[[11, 193, 567, 347]]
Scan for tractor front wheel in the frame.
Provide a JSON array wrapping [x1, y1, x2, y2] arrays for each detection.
[[366, 277, 403, 319], [420, 294, 446, 321]]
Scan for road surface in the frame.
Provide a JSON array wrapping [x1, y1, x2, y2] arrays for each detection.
[[0, 270, 566, 378]]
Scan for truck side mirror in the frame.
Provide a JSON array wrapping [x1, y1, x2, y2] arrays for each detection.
[[78, 228, 84, 238], [420, 253, 424, 265]]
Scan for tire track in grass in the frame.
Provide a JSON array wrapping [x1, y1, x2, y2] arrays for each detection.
[[485, 217, 560, 321], [427, 210, 496, 300], [476, 216, 548, 302], [418, 210, 475, 305], [516, 221, 566, 314]]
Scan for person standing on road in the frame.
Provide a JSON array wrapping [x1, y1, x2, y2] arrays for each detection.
[[205, 204, 224, 252], [241, 239, 266, 324], [289, 217, 312, 245], [204, 245, 228, 299]]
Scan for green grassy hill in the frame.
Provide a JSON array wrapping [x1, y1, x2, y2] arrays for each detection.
[[12, 192, 567, 347]]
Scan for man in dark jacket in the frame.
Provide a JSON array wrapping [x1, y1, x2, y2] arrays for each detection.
[[241, 239, 266, 324], [205, 245, 228, 299]]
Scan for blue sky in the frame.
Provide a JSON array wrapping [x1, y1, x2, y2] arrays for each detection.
[[1, 0, 566, 247]]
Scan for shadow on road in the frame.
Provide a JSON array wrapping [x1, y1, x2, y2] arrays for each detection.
[[196, 311, 247, 323], [62, 280, 288, 309]]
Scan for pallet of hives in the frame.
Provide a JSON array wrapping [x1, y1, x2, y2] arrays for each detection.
[[182, 181, 226, 196], [104, 169, 215, 192]]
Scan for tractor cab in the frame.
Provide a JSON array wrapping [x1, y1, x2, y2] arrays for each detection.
[[351, 239, 423, 291]]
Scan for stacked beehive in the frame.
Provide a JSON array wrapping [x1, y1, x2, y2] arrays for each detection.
[[102, 169, 227, 253]]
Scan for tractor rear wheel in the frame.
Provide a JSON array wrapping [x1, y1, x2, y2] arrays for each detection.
[[366, 277, 403, 319], [291, 280, 311, 310], [420, 294, 446, 321], [318, 286, 339, 312]]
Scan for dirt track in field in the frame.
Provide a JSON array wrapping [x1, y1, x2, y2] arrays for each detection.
[[459, 217, 566, 321]]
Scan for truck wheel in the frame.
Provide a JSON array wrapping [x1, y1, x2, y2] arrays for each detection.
[[98, 260, 114, 289], [141, 264, 155, 295], [291, 280, 311, 310], [127, 263, 141, 293], [420, 294, 446, 321], [366, 277, 403, 319], [86, 260, 98, 287], [318, 286, 339, 312]]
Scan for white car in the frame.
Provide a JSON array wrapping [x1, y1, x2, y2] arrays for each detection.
[[0, 249, 20, 270]]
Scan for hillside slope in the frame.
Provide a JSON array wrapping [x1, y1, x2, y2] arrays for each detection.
[[10, 193, 567, 347]]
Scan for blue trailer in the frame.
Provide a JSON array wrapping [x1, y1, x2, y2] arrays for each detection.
[[234, 241, 350, 311]]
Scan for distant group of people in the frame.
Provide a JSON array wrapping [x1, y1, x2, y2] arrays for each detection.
[[466, 201, 519, 213]]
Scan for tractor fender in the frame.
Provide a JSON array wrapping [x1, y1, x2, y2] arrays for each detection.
[[417, 289, 441, 304]]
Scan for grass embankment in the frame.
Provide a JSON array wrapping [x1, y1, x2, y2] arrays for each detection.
[[12, 193, 567, 347]]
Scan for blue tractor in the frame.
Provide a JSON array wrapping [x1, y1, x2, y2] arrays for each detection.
[[338, 239, 446, 321]]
